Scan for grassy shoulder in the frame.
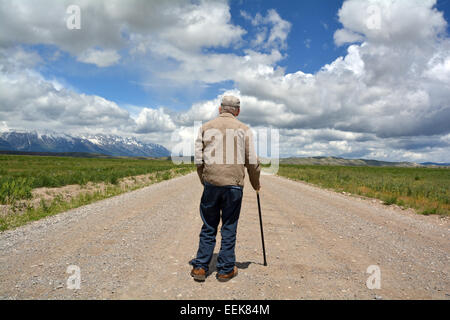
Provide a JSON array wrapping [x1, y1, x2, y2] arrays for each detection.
[[276, 164, 449, 216], [0, 154, 179, 190], [0, 155, 195, 231]]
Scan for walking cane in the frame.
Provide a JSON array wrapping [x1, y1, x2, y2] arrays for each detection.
[[256, 191, 267, 266]]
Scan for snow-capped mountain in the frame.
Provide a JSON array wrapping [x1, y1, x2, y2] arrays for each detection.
[[0, 130, 171, 157]]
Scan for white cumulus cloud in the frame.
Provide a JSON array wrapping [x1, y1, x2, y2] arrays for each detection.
[[77, 49, 121, 67]]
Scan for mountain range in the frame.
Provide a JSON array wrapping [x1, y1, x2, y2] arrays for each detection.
[[280, 156, 449, 167], [0, 130, 447, 166], [0, 130, 170, 157]]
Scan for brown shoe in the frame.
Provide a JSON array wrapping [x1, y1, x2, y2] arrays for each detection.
[[190, 267, 206, 282], [217, 266, 238, 282]]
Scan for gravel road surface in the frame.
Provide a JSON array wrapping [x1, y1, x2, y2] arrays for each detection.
[[0, 173, 448, 299]]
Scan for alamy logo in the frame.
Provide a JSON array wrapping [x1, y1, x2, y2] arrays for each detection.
[[66, 5, 81, 30], [66, 265, 81, 289], [171, 121, 279, 174], [366, 265, 381, 289], [366, 4, 381, 30]]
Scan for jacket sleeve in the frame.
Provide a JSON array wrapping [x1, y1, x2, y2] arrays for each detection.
[[194, 126, 205, 185], [245, 128, 261, 190]]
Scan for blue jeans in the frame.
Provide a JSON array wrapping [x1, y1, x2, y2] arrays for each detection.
[[191, 182, 243, 275]]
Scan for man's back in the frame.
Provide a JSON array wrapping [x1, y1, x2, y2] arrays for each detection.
[[195, 112, 260, 190]]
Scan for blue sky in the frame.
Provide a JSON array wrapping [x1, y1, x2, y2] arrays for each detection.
[[33, 0, 351, 111], [1, 0, 450, 162], [29, 0, 450, 112], [231, 0, 348, 72]]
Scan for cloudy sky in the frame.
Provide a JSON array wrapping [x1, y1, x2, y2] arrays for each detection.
[[0, 0, 449, 162]]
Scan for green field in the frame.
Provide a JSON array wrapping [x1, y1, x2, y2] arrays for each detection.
[[0, 155, 194, 204], [0, 155, 194, 231], [277, 165, 449, 216]]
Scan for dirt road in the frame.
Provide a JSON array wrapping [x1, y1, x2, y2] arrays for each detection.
[[0, 173, 448, 299]]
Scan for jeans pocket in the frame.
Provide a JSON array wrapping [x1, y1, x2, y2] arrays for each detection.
[[229, 188, 243, 203], [201, 187, 210, 204], [201, 184, 217, 207]]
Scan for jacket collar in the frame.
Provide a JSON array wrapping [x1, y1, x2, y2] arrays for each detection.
[[219, 112, 236, 119]]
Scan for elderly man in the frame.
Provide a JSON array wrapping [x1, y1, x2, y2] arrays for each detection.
[[190, 95, 261, 282]]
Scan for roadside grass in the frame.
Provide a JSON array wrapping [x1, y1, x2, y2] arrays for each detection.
[[0, 155, 181, 192], [0, 155, 195, 231], [277, 165, 449, 216]]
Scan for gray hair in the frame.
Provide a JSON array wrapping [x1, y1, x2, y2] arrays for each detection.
[[220, 105, 240, 115]]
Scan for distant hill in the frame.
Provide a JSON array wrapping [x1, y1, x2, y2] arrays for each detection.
[[420, 162, 450, 167], [280, 156, 423, 167], [0, 130, 171, 158]]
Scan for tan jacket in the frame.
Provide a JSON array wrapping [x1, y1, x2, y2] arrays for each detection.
[[195, 112, 261, 190]]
